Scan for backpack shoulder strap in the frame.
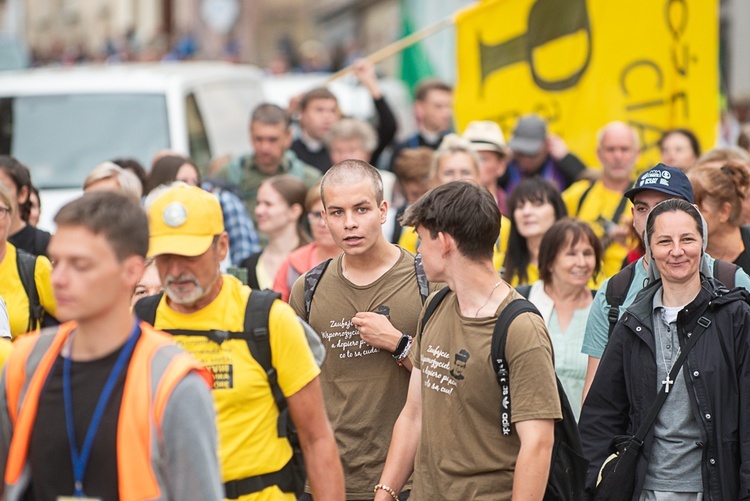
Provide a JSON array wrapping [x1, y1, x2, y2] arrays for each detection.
[[303, 258, 332, 321], [491, 298, 542, 436], [611, 189, 632, 225], [604, 261, 637, 338], [242, 253, 262, 290], [16, 250, 41, 332], [242, 289, 280, 372], [133, 293, 164, 326], [414, 254, 430, 304], [417, 287, 450, 338], [713, 258, 738, 289], [574, 179, 596, 217], [241, 289, 290, 437]]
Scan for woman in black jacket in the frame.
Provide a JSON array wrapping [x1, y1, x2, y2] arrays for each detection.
[[579, 199, 750, 500]]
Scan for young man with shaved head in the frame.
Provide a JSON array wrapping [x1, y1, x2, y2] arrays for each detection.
[[289, 160, 438, 500]]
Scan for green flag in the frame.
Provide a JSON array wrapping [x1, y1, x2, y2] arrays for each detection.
[[399, 0, 435, 97]]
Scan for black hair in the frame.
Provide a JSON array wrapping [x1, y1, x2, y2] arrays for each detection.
[[502, 178, 567, 284]]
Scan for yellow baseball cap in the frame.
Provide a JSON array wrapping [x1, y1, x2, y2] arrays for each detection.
[[147, 184, 224, 257]]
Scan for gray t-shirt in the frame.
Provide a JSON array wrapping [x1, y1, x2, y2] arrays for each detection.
[[642, 289, 702, 493]]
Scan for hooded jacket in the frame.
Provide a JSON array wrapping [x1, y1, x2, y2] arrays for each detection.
[[580, 202, 750, 500]]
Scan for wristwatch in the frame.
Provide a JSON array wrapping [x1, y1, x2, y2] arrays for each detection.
[[392, 333, 412, 359]]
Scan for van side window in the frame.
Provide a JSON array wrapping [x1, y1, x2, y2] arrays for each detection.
[[186, 93, 211, 172]]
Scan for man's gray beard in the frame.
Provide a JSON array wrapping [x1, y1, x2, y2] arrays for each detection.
[[163, 269, 220, 306], [164, 283, 206, 305]]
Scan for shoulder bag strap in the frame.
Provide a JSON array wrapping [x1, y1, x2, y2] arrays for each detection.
[[632, 311, 714, 443]]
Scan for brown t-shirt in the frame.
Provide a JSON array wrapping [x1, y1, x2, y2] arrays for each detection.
[[290, 248, 430, 499], [410, 288, 562, 501]]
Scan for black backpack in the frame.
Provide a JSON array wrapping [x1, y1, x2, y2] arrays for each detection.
[[604, 258, 737, 337], [16, 249, 58, 333], [302, 253, 430, 321], [420, 288, 587, 501], [135, 290, 306, 498]]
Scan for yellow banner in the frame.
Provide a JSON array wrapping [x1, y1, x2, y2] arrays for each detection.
[[454, 0, 719, 171]]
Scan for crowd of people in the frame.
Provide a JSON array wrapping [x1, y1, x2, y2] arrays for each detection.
[[1, 71, 750, 500]]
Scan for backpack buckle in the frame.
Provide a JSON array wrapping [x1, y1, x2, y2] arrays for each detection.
[[252, 327, 269, 341]]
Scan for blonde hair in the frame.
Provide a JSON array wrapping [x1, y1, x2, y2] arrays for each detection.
[[83, 162, 143, 200], [430, 134, 480, 180]]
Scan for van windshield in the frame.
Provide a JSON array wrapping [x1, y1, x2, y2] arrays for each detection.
[[0, 94, 170, 189]]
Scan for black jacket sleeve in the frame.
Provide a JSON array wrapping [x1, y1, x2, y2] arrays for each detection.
[[370, 96, 398, 166], [557, 152, 587, 186], [578, 324, 632, 499]]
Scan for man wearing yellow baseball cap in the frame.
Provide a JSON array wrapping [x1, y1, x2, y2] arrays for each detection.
[[135, 183, 344, 501]]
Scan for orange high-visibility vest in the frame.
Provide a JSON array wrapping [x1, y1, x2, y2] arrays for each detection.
[[3, 321, 212, 500]]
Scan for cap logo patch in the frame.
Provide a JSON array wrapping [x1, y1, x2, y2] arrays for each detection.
[[162, 202, 188, 228], [639, 169, 672, 187]]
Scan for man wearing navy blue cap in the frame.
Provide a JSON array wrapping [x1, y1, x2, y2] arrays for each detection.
[[581, 163, 750, 401]]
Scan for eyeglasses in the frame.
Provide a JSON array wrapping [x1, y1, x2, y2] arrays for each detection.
[[0, 206, 10, 219], [307, 211, 323, 220]]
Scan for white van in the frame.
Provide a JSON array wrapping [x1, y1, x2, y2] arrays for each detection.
[[0, 62, 265, 230]]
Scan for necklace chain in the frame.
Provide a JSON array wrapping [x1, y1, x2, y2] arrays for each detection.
[[475, 281, 503, 316]]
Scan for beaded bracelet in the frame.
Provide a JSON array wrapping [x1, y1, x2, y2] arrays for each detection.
[[374, 483, 399, 500]]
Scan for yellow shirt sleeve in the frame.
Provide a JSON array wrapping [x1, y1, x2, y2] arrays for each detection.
[[268, 299, 320, 398], [562, 179, 593, 217], [0, 338, 13, 368], [34, 255, 57, 319], [398, 226, 418, 254]]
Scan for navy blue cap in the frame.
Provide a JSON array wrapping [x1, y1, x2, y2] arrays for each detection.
[[624, 163, 694, 203]]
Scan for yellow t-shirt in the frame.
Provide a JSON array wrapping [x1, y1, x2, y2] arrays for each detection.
[[152, 275, 320, 501], [400, 215, 510, 274], [563, 179, 633, 279], [0, 243, 57, 338], [504, 263, 539, 287], [0, 338, 12, 368]]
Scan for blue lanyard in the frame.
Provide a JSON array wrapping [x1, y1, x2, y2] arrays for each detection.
[[63, 321, 140, 498]]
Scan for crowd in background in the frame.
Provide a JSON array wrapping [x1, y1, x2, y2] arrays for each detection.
[[3, 66, 750, 499]]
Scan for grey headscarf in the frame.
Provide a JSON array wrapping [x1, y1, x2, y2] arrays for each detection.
[[643, 199, 710, 285]]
